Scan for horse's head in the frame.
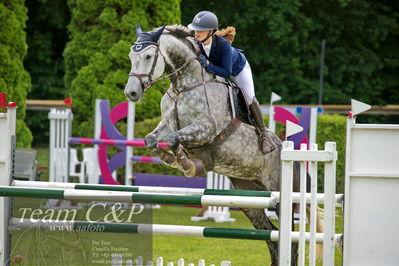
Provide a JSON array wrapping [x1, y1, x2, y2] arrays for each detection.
[[124, 25, 166, 102]]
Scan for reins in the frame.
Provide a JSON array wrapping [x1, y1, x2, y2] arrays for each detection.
[[128, 37, 229, 131], [129, 41, 199, 90]]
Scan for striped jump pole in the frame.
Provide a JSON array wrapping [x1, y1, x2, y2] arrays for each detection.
[[8, 219, 342, 244], [12, 181, 344, 204], [131, 155, 163, 164], [0, 186, 277, 209], [69, 137, 169, 148]]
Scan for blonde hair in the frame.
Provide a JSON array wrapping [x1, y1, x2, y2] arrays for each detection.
[[215, 26, 236, 44]]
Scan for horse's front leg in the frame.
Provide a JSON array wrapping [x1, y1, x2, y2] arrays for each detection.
[[144, 120, 179, 168], [168, 119, 216, 150], [168, 119, 216, 177]]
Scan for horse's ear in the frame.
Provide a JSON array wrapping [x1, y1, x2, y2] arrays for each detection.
[[135, 24, 142, 38], [152, 24, 166, 42]]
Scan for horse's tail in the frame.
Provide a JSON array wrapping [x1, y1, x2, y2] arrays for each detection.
[[306, 202, 324, 261], [316, 206, 324, 260], [305, 205, 324, 260], [304, 171, 324, 261]]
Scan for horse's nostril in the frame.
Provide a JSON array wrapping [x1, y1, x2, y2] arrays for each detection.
[[130, 91, 137, 98]]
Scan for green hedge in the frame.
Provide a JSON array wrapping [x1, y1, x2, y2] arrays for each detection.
[[64, 0, 181, 139], [267, 113, 346, 193], [0, 0, 32, 148], [316, 114, 346, 193]]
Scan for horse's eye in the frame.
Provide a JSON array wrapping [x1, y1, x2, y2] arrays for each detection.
[[146, 55, 151, 60]]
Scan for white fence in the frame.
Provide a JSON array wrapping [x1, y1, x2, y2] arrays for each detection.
[[279, 141, 338, 266], [111, 255, 231, 266], [48, 108, 72, 183], [0, 104, 16, 266]]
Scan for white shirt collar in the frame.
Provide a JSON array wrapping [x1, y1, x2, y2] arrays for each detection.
[[202, 38, 212, 57]]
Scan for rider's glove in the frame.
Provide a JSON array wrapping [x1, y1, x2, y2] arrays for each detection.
[[198, 54, 208, 67]]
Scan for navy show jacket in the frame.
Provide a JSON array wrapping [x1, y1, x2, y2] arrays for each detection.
[[198, 34, 247, 78]]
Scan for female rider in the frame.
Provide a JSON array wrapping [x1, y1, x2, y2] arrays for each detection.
[[188, 11, 277, 154]]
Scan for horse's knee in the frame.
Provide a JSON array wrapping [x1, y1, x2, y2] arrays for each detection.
[[144, 133, 158, 151]]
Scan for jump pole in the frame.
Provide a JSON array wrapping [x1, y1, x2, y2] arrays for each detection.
[[8, 218, 341, 244], [131, 155, 163, 164], [0, 186, 277, 209], [69, 137, 168, 148], [12, 180, 343, 204]]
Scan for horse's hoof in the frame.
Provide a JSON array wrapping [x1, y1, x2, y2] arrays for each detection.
[[158, 148, 177, 166], [176, 148, 191, 171]]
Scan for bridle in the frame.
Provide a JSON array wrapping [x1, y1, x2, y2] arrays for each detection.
[[128, 40, 200, 90], [128, 41, 162, 90]]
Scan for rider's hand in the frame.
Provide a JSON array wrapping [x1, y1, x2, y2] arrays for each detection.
[[198, 54, 208, 67]]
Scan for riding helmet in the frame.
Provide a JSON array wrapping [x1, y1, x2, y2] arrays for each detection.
[[188, 11, 218, 31]]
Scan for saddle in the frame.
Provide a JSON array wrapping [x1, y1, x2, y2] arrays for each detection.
[[186, 80, 256, 172], [226, 80, 255, 126]]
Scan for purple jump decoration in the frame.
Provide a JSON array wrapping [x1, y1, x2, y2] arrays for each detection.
[[274, 106, 312, 149]]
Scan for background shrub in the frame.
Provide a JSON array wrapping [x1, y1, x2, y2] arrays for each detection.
[[0, 0, 32, 148]]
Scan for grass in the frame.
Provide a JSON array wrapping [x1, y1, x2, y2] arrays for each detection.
[[152, 206, 269, 265], [34, 147, 50, 181], [151, 206, 343, 265]]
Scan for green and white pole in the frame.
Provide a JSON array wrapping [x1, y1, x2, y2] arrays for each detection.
[[12, 180, 272, 197], [12, 181, 343, 204], [8, 218, 342, 244], [0, 186, 277, 209]]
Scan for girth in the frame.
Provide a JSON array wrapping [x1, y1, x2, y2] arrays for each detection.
[[167, 77, 228, 130], [184, 118, 241, 170]]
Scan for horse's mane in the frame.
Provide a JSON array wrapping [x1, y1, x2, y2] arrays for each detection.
[[165, 24, 193, 38], [165, 25, 200, 54]]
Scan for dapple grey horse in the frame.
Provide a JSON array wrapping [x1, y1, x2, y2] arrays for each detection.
[[124, 25, 322, 265]]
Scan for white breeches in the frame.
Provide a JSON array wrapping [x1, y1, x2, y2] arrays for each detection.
[[232, 61, 255, 105]]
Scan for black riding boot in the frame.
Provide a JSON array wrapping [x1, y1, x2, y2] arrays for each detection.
[[249, 97, 277, 155]]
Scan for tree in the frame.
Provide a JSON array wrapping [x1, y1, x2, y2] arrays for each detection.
[[64, 0, 181, 138], [0, 0, 32, 147], [181, 0, 399, 105], [24, 0, 70, 146]]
